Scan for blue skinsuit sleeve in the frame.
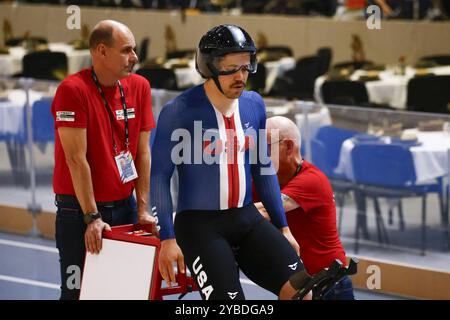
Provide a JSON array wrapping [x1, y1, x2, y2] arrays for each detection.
[[150, 102, 177, 240], [250, 94, 288, 229]]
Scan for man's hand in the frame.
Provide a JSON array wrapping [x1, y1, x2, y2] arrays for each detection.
[[281, 227, 300, 256], [254, 202, 271, 221], [85, 219, 111, 254], [138, 211, 159, 237], [158, 239, 185, 288]]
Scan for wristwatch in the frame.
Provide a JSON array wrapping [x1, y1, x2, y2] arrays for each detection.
[[83, 212, 102, 225]]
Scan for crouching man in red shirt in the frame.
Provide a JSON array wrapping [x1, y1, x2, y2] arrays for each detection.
[[254, 116, 355, 300]]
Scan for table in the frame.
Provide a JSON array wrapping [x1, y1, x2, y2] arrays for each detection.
[[334, 130, 450, 185], [0, 43, 91, 76], [333, 129, 450, 252], [314, 66, 450, 110]]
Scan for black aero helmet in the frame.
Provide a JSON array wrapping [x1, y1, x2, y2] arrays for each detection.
[[196, 24, 258, 79]]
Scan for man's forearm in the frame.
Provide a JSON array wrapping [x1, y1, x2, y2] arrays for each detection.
[[253, 171, 288, 229], [66, 157, 97, 214], [135, 145, 150, 216]]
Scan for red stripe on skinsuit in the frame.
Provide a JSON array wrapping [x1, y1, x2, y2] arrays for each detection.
[[223, 114, 239, 208]]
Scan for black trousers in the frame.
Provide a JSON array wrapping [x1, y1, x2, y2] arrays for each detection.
[[174, 204, 303, 300], [55, 195, 137, 300]]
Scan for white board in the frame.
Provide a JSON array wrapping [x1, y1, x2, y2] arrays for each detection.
[[80, 238, 156, 300]]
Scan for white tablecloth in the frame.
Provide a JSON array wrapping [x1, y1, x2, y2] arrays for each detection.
[[0, 90, 45, 136], [406, 129, 450, 183], [294, 106, 332, 141], [0, 43, 91, 76], [163, 59, 203, 89], [0, 47, 26, 76], [334, 130, 450, 184], [315, 66, 450, 110]]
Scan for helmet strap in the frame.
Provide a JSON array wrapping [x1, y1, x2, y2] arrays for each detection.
[[212, 76, 225, 95]]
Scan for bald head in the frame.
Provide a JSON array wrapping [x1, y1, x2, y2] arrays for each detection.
[[267, 116, 302, 148], [266, 116, 302, 175], [88, 20, 138, 85], [89, 20, 132, 51]]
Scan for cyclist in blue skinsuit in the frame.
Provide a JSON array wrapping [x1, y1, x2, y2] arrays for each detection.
[[151, 24, 309, 300]]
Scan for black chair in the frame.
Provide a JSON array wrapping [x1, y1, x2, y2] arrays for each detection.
[[316, 47, 332, 76], [420, 55, 450, 66], [138, 37, 150, 63], [406, 76, 450, 114], [6, 36, 47, 47], [247, 63, 266, 94], [321, 80, 369, 106], [291, 56, 320, 99], [333, 60, 374, 71], [166, 49, 195, 60], [270, 56, 320, 100], [21, 51, 68, 80], [136, 67, 178, 90]]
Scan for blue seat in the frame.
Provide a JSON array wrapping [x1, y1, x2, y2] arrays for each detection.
[[31, 98, 54, 143], [311, 125, 358, 232], [310, 139, 329, 175], [4, 97, 54, 187], [350, 142, 448, 255], [14, 97, 54, 144], [313, 125, 358, 177]]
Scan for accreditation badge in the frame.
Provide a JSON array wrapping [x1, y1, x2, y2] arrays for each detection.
[[114, 151, 138, 183]]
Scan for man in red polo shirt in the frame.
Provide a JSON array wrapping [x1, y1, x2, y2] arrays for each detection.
[[254, 116, 355, 300], [51, 20, 155, 300]]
